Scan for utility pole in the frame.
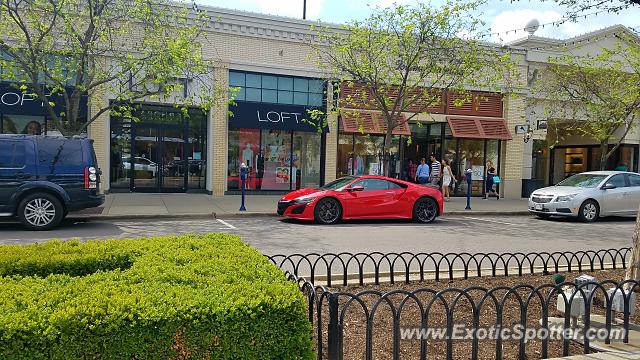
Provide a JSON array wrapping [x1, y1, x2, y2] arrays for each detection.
[[303, 0, 307, 19]]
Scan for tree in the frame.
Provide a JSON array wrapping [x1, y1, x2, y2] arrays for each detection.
[[532, 32, 640, 170], [0, 0, 216, 136], [309, 0, 514, 176]]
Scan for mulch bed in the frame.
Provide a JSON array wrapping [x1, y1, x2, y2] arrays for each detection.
[[312, 269, 636, 359]]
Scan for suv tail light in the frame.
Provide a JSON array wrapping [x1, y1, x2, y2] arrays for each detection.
[[85, 167, 97, 189]]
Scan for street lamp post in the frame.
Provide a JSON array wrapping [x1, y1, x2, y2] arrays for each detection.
[[303, 0, 306, 19]]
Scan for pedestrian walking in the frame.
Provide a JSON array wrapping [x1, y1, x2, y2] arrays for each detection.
[[484, 160, 499, 200], [429, 154, 441, 187], [407, 159, 417, 183], [416, 157, 430, 185], [441, 159, 453, 201]]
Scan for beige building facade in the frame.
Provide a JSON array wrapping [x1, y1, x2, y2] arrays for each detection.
[[6, 6, 632, 199]]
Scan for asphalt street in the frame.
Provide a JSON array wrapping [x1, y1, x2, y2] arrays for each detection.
[[0, 214, 634, 256]]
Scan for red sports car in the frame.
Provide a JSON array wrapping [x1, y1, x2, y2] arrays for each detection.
[[277, 175, 444, 224]]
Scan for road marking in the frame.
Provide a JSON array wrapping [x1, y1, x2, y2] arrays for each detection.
[[216, 219, 237, 229], [461, 216, 522, 226]]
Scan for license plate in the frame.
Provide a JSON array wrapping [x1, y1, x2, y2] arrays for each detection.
[[535, 204, 543, 211]]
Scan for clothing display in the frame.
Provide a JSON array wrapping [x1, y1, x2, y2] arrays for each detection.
[[242, 144, 254, 169]]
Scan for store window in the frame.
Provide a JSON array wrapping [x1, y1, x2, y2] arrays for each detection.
[[337, 134, 400, 177], [1, 114, 44, 134], [229, 70, 324, 107]]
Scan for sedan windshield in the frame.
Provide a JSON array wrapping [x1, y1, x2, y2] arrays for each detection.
[[321, 176, 357, 190], [557, 174, 607, 188]]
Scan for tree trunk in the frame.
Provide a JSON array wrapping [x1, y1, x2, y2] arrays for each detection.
[[625, 204, 640, 284], [599, 142, 608, 171], [383, 131, 392, 177]]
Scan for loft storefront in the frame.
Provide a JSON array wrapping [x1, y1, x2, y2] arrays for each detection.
[[226, 70, 325, 192], [0, 82, 87, 135], [109, 105, 208, 193]]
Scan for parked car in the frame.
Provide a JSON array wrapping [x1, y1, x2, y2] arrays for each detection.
[[0, 135, 105, 230], [278, 175, 444, 224], [121, 156, 158, 176], [528, 171, 640, 222]]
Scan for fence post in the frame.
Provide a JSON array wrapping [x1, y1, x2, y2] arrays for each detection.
[[328, 293, 342, 360]]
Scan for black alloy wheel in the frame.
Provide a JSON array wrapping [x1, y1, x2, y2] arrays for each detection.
[[413, 197, 438, 223], [314, 198, 342, 224]]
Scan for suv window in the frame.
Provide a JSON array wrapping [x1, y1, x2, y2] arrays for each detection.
[[36, 138, 83, 168], [628, 174, 640, 187], [0, 141, 25, 168]]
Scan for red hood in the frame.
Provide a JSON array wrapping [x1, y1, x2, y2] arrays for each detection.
[[281, 188, 325, 201]]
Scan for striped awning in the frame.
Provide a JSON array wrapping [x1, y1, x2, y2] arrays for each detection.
[[446, 116, 512, 140], [339, 111, 411, 136]]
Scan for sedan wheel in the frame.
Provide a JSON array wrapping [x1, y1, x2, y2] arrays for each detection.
[[413, 197, 438, 223], [578, 200, 599, 223], [314, 198, 341, 224]]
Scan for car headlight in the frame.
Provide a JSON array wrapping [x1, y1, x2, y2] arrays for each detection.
[[294, 196, 316, 204], [556, 194, 578, 202]]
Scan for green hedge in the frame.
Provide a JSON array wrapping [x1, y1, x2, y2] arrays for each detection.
[[0, 234, 313, 360]]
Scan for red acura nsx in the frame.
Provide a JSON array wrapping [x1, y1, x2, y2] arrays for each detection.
[[277, 175, 444, 224]]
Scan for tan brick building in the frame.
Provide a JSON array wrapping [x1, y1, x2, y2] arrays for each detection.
[[14, 5, 625, 199]]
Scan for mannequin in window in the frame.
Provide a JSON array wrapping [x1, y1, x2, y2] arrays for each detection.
[[255, 148, 265, 190], [241, 143, 254, 189]]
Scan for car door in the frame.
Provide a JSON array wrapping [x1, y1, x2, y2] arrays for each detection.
[[624, 174, 640, 215], [341, 178, 391, 218], [0, 140, 29, 213], [600, 174, 628, 215]]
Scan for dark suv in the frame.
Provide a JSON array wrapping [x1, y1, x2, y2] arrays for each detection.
[[0, 135, 104, 230]]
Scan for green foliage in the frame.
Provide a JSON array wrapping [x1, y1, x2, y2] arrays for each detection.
[[0, 234, 313, 360], [0, 0, 218, 135]]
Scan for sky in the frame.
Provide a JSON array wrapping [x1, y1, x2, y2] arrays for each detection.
[[193, 0, 639, 43]]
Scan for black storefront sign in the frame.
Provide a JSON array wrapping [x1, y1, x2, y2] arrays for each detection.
[[0, 82, 87, 117], [229, 101, 327, 133]]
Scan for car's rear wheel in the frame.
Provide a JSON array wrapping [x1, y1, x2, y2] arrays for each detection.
[[413, 197, 438, 223], [18, 192, 64, 231], [578, 199, 599, 223], [314, 198, 341, 224]]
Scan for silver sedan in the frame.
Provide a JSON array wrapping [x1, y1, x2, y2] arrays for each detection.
[[528, 171, 640, 222]]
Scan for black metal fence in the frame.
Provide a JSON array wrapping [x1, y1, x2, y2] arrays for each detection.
[[268, 248, 637, 360], [267, 248, 631, 287]]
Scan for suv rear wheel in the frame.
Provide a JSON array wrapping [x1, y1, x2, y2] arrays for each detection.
[[18, 192, 64, 230]]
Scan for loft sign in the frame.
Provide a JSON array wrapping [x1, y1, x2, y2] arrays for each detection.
[[230, 100, 327, 133], [0, 82, 88, 117], [257, 110, 304, 124]]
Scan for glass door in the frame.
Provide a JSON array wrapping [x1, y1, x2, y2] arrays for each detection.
[[131, 124, 186, 192]]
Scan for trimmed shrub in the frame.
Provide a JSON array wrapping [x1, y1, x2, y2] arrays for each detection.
[[0, 234, 313, 359]]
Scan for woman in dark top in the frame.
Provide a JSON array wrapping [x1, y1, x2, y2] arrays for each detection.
[[484, 161, 499, 200]]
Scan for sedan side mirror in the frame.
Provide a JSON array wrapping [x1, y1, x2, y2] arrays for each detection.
[[602, 184, 617, 190], [347, 185, 365, 192]]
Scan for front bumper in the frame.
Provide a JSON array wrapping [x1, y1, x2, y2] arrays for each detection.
[[277, 200, 315, 220], [528, 199, 579, 217]]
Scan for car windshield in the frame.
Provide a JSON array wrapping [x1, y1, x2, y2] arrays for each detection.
[[320, 176, 357, 190], [557, 174, 607, 188]]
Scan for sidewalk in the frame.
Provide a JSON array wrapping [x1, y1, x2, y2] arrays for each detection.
[[70, 193, 530, 220]]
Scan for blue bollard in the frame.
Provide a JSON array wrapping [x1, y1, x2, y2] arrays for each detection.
[[239, 163, 247, 211], [465, 169, 472, 210]]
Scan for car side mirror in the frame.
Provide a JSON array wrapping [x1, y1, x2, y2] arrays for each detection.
[[602, 184, 616, 190], [347, 185, 365, 192]]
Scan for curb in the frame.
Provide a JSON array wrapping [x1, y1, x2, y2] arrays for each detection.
[[68, 211, 530, 221]]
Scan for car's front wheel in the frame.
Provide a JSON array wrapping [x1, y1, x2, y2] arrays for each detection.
[[18, 192, 64, 230], [413, 197, 438, 223], [578, 199, 599, 223], [314, 198, 342, 224]]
